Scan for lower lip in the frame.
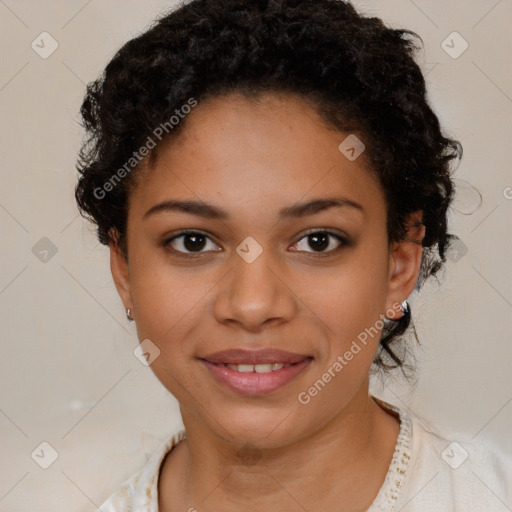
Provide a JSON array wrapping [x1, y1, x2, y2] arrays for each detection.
[[201, 359, 312, 396]]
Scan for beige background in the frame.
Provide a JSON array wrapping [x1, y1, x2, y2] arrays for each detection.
[[1, 0, 511, 510]]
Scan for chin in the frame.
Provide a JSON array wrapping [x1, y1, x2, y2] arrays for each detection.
[[206, 401, 314, 450]]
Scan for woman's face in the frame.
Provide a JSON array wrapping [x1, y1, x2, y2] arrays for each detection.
[[111, 92, 420, 448]]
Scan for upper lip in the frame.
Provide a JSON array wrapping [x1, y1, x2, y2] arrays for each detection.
[[200, 348, 311, 365]]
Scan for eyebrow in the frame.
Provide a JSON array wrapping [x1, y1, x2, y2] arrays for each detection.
[[143, 196, 364, 220]]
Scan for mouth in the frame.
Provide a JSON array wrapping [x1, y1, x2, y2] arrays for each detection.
[[219, 362, 293, 373], [199, 348, 313, 396]]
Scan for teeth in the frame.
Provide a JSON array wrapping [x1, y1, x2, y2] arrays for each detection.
[[255, 364, 273, 373], [225, 363, 290, 373], [236, 364, 254, 373]]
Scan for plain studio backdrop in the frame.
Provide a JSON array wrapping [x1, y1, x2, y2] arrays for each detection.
[[0, 1, 511, 510]]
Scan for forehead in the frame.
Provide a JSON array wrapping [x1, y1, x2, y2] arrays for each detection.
[[129, 92, 385, 221]]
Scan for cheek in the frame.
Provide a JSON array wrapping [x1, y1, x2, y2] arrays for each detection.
[[129, 263, 205, 397], [127, 251, 208, 348], [295, 247, 390, 346], [295, 256, 389, 414]]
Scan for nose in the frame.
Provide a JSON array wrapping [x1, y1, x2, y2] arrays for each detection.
[[213, 247, 297, 333]]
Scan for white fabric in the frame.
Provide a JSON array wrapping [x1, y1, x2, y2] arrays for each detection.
[[99, 398, 512, 511]]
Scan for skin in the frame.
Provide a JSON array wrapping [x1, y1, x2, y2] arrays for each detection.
[[110, 92, 425, 511]]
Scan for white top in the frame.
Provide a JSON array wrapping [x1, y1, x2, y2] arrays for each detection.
[[99, 398, 512, 511]]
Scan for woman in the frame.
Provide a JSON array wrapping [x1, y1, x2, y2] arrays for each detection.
[[75, 1, 511, 510]]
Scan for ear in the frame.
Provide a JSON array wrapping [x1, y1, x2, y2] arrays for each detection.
[[384, 211, 425, 319], [109, 229, 133, 312]]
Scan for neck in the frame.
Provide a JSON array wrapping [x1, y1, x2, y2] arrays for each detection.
[[159, 385, 400, 512]]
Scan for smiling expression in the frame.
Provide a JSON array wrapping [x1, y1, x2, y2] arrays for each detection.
[[110, 91, 421, 448]]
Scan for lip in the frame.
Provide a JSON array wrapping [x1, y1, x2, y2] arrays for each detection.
[[199, 349, 313, 396], [200, 348, 309, 365]]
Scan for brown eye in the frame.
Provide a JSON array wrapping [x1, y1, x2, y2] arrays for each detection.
[[164, 231, 221, 254], [291, 231, 346, 254]]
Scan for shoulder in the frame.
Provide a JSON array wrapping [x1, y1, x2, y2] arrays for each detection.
[[99, 430, 186, 512], [396, 414, 512, 511]]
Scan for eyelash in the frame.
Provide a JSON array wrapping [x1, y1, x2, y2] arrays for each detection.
[[162, 229, 348, 258]]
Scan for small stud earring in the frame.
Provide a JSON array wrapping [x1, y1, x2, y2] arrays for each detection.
[[400, 300, 410, 317], [385, 300, 411, 322], [126, 308, 134, 322]]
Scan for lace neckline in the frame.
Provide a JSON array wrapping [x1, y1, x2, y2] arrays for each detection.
[[368, 396, 413, 511]]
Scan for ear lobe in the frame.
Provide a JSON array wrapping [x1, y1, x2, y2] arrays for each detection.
[[385, 211, 425, 318], [109, 230, 132, 310]]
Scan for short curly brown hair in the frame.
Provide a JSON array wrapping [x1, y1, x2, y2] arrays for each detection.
[[75, 0, 462, 373]]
